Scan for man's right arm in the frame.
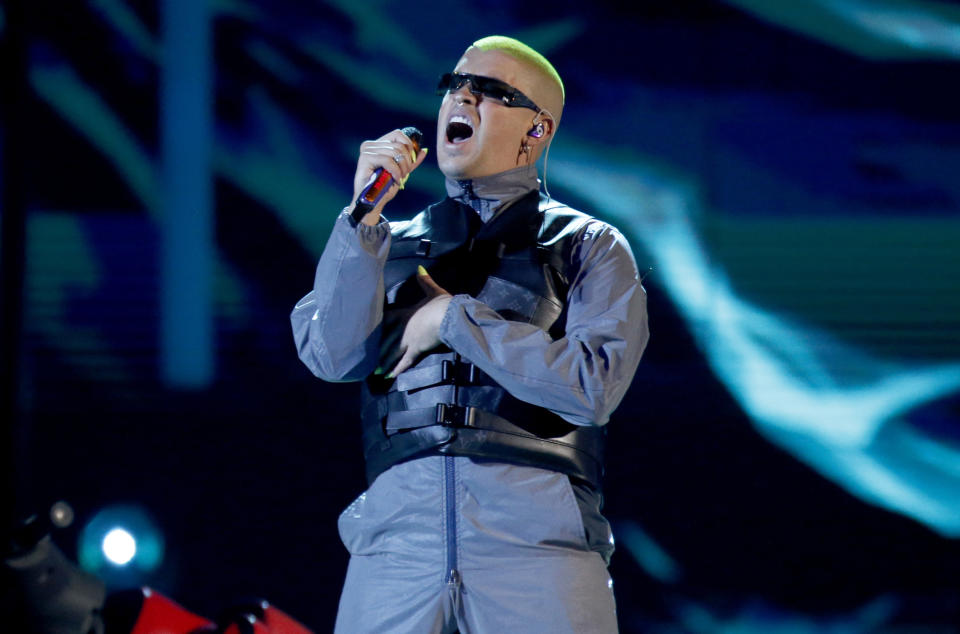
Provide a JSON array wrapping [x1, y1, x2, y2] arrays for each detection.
[[290, 128, 428, 381], [290, 211, 390, 382]]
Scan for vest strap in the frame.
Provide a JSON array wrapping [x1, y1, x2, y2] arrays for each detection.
[[370, 404, 604, 486], [393, 359, 485, 393], [385, 403, 477, 432]]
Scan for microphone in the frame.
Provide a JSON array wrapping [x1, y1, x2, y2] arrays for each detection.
[[352, 126, 422, 223]]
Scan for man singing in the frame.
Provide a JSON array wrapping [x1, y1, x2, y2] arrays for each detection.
[[292, 35, 648, 633]]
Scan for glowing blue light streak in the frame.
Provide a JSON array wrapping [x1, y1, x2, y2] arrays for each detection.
[[725, 0, 960, 60], [30, 64, 159, 212], [616, 520, 682, 584], [673, 593, 897, 633], [552, 147, 960, 536], [88, 0, 160, 61], [160, 0, 214, 388]]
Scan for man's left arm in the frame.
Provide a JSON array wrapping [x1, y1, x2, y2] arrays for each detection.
[[440, 222, 648, 426]]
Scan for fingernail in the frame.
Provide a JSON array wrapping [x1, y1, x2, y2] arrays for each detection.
[[409, 149, 418, 162], [417, 265, 428, 276], [401, 174, 409, 188], [386, 371, 395, 379]]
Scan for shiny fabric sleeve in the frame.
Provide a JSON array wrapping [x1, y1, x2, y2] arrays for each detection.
[[290, 211, 390, 382], [438, 221, 648, 426]]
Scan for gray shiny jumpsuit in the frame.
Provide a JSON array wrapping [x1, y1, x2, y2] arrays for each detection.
[[291, 167, 648, 633]]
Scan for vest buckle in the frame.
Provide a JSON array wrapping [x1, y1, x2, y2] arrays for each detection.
[[435, 403, 476, 427], [441, 360, 478, 385]]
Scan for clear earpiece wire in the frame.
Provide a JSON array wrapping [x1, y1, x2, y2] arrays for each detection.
[[535, 108, 556, 201]]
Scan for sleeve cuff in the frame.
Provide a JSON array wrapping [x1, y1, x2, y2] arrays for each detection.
[[337, 208, 389, 257], [438, 294, 477, 347]]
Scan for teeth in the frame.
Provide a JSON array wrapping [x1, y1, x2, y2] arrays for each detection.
[[446, 113, 474, 144]]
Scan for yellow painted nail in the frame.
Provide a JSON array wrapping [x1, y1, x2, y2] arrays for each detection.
[[418, 265, 428, 276]]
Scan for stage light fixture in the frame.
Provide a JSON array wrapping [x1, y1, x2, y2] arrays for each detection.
[[79, 505, 164, 584]]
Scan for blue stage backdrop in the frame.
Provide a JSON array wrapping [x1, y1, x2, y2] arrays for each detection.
[[3, 1, 959, 631]]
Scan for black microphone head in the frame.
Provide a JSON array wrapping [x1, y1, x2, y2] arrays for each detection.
[[401, 126, 423, 146]]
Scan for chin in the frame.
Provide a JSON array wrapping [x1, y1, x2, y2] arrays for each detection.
[[438, 155, 476, 180]]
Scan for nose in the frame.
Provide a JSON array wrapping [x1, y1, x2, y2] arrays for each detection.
[[450, 81, 476, 106]]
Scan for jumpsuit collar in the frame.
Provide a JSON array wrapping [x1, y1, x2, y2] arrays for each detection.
[[444, 164, 540, 223]]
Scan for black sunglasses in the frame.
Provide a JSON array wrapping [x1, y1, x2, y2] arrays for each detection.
[[436, 72, 541, 112]]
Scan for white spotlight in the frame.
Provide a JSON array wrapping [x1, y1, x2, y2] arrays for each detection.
[[102, 527, 137, 566]]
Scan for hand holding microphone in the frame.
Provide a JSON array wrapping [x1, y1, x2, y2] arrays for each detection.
[[351, 127, 428, 225]]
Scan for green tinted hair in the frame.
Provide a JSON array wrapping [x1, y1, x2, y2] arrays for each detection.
[[470, 35, 565, 104]]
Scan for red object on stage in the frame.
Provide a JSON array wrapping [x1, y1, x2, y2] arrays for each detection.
[[127, 587, 214, 633], [116, 587, 313, 634]]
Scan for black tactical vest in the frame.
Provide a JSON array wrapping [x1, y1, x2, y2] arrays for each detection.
[[360, 190, 606, 487]]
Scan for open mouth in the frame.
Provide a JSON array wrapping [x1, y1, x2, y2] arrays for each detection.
[[446, 115, 474, 144]]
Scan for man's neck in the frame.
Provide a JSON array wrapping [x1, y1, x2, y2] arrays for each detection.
[[444, 164, 540, 223]]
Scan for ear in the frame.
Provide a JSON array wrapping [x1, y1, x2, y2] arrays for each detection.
[[526, 114, 555, 148]]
